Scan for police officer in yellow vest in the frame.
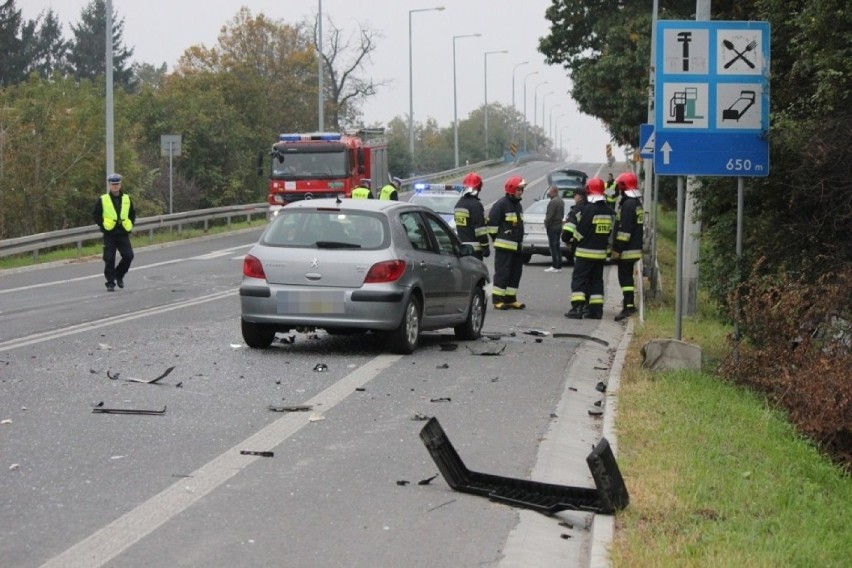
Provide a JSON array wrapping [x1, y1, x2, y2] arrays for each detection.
[[92, 173, 136, 292], [351, 179, 373, 199], [379, 176, 401, 200]]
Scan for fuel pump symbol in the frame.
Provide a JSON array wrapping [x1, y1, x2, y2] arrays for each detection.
[[666, 87, 704, 124]]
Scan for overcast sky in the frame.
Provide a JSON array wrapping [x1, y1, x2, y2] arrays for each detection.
[[17, 0, 613, 161]]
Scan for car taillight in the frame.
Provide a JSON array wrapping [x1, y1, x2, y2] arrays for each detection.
[[364, 260, 407, 283], [243, 254, 266, 279]]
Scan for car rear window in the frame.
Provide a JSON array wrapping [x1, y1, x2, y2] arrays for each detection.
[[262, 210, 386, 249]]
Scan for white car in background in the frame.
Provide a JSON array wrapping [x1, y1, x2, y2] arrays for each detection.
[[522, 198, 572, 265]]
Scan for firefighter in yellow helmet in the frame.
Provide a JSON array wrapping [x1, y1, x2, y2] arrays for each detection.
[[92, 173, 136, 292]]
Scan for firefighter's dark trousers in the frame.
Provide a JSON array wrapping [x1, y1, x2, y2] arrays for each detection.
[[570, 257, 605, 315], [492, 247, 524, 305], [617, 258, 638, 309]]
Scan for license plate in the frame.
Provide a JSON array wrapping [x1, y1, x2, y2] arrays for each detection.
[[277, 291, 345, 314], [527, 223, 545, 233]]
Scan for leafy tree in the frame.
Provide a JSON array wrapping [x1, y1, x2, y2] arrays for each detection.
[[68, 0, 134, 89], [0, 0, 25, 87], [308, 12, 388, 131], [131, 62, 168, 91]]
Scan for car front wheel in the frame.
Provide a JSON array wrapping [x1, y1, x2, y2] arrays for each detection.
[[241, 319, 276, 349], [454, 286, 485, 340], [386, 296, 421, 354]]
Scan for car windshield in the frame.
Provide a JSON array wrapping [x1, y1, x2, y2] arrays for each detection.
[[551, 173, 585, 187], [410, 194, 458, 215], [261, 209, 386, 249], [525, 199, 550, 214], [272, 151, 348, 178]]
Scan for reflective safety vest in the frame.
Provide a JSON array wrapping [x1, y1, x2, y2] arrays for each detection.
[[379, 184, 397, 200], [101, 193, 133, 232], [351, 186, 371, 199]]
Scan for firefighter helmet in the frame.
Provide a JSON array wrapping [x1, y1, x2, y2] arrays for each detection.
[[504, 176, 527, 196], [615, 172, 638, 191], [586, 177, 606, 202], [462, 172, 483, 195]]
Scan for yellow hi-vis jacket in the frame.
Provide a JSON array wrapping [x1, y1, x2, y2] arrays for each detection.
[[101, 193, 133, 232]]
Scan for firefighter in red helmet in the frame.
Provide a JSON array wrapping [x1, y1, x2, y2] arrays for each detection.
[[454, 172, 490, 260], [486, 176, 527, 309], [564, 177, 615, 319], [612, 171, 644, 321]]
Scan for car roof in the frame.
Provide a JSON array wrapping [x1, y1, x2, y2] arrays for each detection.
[[550, 168, 587, 178], [282, 198, 412, 213]]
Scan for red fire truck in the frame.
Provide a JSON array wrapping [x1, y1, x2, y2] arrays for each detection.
[[262, 130, 388, 216]]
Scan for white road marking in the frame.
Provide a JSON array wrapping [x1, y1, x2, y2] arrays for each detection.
[[0, 244, 253, 295], [0, 289, 235, 353], [39, 354, 402, 568]]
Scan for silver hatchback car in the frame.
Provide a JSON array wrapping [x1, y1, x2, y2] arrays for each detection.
[[240, 198, 490, 354]]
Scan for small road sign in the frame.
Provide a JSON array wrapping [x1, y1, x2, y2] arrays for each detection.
[[639, 124, 655, 159]]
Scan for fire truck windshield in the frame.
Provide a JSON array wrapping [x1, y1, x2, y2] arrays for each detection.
[[272, 150, 348, 179]]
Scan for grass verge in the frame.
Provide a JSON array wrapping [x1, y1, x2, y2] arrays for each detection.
[[610, 211, 852, 566]]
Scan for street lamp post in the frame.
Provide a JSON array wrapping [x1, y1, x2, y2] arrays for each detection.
[[522, 71, 538, 152], [552, 112, 565, 144], [453, 33, 481, 168], [540, 91, 554, 131], [510, 61, 528, 144], [409, 6, 445, 160], [484, 49, 507, 159], [532, 82, 549, 151]]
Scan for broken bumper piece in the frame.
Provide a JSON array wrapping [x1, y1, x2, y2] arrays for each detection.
[[419, 417, 629, 515]]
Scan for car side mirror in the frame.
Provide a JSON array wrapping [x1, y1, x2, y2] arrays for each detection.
[[459, 244, 476, 257]]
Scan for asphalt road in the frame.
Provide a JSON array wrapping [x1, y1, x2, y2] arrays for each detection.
[[0, 161, 628, 568]]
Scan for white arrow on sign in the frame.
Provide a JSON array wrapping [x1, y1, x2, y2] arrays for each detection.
[[660, 141, 673, 165]]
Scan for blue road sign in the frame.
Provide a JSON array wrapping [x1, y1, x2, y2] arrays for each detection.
[[654, 20, 770, 176], [639, 124, 655, 159]]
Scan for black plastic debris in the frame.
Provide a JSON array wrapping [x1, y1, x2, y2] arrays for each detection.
[[313, 363, 328, 372], [419, 417, 629, 515], [106, 371, 120, 380], [535, 338, 543, 343], [268, 404, 313, 412], [92, 406, 166, 415], [439, 343, 459, 351], [418, 474, 439, 485], [355, 387, 366, 392], [397, 480, 410, 486], [430, 397, 451, 403], [588, 407, 603, 416], [466, 343, 507, 356], [127, 366, 175, 384], [436, 363, 449, 369], [524, 330, 550, 337], [595, 381, 607, 393], [240, 450, 274, 457]]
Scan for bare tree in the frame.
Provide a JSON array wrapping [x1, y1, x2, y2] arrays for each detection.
[[309, 13, 389, 130]]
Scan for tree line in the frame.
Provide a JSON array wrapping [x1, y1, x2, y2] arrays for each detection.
[[0, 0, 556, 240]]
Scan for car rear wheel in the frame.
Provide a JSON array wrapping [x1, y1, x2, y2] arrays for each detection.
[[454, 286, 485, 340], [386, 296, 420, 354], [241, 319, 276, 349]]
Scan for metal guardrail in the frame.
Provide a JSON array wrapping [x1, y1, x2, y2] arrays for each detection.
[[0, 158, 507, 263], [0, 204, 270, 262]]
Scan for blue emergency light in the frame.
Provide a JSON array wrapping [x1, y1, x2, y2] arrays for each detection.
[[278, 132, 343, 142], [413, 183, 464, 193]]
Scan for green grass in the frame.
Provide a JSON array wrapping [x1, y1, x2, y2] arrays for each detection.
[[611, 210, 852, 567], [0, 218, 266, 270]]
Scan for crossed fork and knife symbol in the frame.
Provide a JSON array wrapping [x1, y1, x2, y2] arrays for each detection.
[[723, 39, 757, 69]]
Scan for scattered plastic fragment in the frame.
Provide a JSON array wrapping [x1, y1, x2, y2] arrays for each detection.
[[595, 381, 607, 392], [268, 404, 312, 412], [411, 413, 430, 421], [355, 387, 366, 392], [110, 455, 126, 460], [418, 474, 439, 485], [313, 363, 328, 372], [524, 330, 550, 337], [430, 397, 451, 403], [9, 463, 20, 471], [560, 534, 573, 540], [230, 344, 242, 349], [106, 371, 120, 380], [309, 414, 325, 422], [427, 499, 456, 512], [559, 521, 574, 529], [240, 450, 274, 457], [588, 407, 603, 416], [98, 343, 112, 350], [92, 406, 167, 415], [396, 480, 410, 486], [466, 343, 507, 356], [436, 363, 449, 369], [535, 338, 543, 343], [278, 335, 295, 344], [439, 343, 458, 351], [127, 366, 175, 384]]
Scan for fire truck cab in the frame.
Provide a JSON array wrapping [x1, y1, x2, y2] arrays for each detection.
[[262, 130, 388, 217]]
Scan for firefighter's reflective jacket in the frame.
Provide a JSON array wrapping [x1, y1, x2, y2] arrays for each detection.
[[614, 195, 644, 260], [454, 193, 490, 253], [486, 195, 524, 252], [573, 200, 615, 260]]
